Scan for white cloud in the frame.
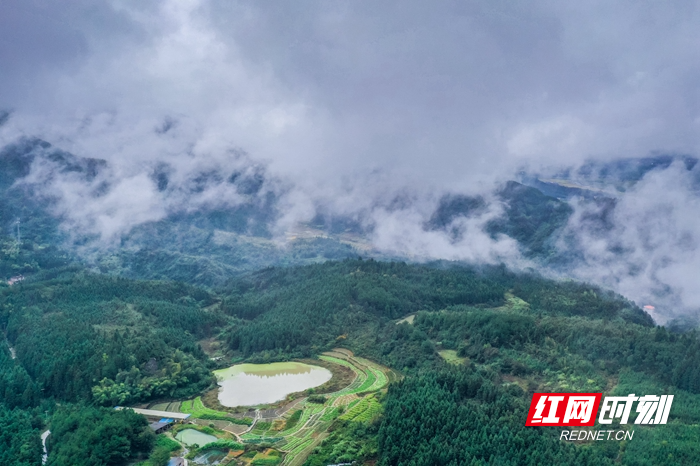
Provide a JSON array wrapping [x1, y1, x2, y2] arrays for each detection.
[[2, 0, 700, 320], [560, 163, 700, 321]]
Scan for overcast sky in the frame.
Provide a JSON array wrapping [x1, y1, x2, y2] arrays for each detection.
[[3, 0, 700, 319], [2, 0, 699, 187]]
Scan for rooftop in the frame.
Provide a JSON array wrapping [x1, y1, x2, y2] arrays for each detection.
[[115, 407, 191, 420]]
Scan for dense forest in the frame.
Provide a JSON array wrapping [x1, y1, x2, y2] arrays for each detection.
[[3, 142, 700, 464], [4, 250, 700, 464], [3, 234, 700, 465], [215, 260, 700, 465], [0, 403, 42, 466], [46, 406, 155, 466], [1, 271, 220, 404], [220, 259, 651, 361]]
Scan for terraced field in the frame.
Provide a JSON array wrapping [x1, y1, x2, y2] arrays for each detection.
[[146, 349, 392, 466], [273, 350, 392, 466], [338, 395, 382, 423]]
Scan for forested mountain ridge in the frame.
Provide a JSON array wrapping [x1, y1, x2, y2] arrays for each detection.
[[2, 271, 220, 403], [3, 255, 700, 464], [261, 261, 700, 465], [220, 259, 652, 359]]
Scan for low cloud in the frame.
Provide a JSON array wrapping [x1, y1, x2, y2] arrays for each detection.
[[558, 163, 700, 322], [369, 201, 525, 265], [2, 0, 700, 320]]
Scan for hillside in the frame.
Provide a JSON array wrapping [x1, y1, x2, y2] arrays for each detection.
[[3, 143, 700, 464], [3, 254, 700, 464], [217, 260, 700, 465]]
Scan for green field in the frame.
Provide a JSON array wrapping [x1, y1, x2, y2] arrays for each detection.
[[231, 350, 393, 466], [158, 350, 392, 465], [178, 397, 252, 425]]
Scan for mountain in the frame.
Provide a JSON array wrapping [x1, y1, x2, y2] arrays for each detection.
[[3, 135, 700, 463], [0, 137, 585, 286], [0, 138, 368, 286], [5, 251, 700, 465]]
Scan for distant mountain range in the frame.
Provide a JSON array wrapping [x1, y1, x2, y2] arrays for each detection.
[[1, 136, 696, 288]]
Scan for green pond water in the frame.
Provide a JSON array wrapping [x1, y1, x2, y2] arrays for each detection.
[[175, 429, 218, 446], [214, 362, 332, 407]]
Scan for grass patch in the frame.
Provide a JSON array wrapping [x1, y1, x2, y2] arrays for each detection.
[[320, 407, 339, 422], [155, 434, 182, 452], [285, 410, 302, 430], [251, 459, 282, 466], [251, 421, 273, 435], [180, 397, 252, 425], [197, 439, 244, 453], [500, 292, 530, 312], [438, 349, 467, 365]]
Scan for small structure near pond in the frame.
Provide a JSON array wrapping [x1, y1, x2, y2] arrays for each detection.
[[150, 418, 176, 434], [115, 407, 191, 420], [115, 407, 191, 433]]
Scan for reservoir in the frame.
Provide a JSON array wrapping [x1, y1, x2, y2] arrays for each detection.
[[214, 362, 332, 407]]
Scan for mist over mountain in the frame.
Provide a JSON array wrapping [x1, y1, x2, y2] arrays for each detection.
[[1, 133, 700, 325], [6, 4, 700, 465], [2, 0, 700, 323]]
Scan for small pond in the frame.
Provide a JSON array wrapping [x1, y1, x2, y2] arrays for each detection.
[[214, 361, 332, 407], [193, 449, 227, 465], [175, 429, 218, 447]]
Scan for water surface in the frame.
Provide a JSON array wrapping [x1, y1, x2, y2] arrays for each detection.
[[175, 429, 217, 446], [214, 362, 332, 407]]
